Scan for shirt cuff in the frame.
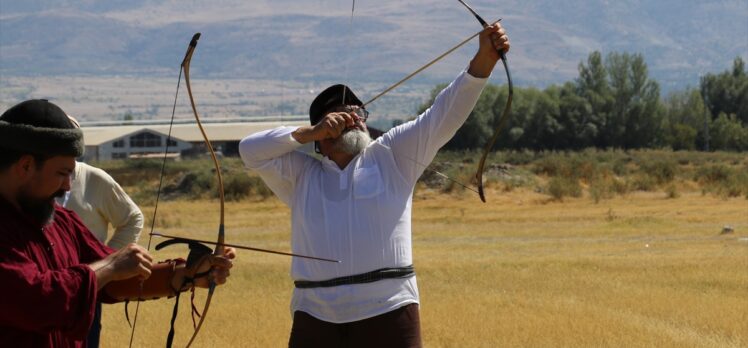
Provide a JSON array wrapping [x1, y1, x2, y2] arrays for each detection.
[[463, 67, 491, 83], [270, 125, 305, 146], [289, 128, 302, 145]]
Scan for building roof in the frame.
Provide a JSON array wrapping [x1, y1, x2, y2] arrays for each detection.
[[81, 119, 308, 146]]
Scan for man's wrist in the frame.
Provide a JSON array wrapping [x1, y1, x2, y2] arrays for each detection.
[[292, 126, 316, 144], [467, 54, 498, 78], [88, 259, 114, 290]]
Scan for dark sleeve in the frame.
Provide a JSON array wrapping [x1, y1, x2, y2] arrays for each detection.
[[0, 246, 99, 339], [63, 209, 127, 306], [63, 207, 116, 263]]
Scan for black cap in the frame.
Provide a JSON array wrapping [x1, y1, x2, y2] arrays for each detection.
[[0, 99, 72, 128], [309, 84, 363, 125], [0, 99, 84, 157]]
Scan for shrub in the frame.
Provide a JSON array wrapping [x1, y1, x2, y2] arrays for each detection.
[[503, 149, 537, 165], [571, 157, 599, 182], [589, 177, 613, 203], [694, 164, 731, 184], [631, 175, 657, 192], [665, 184, 680, 199], [253, 177, 275, 199], [611, 159, 630, 176], [222, 174, 275, 200], [533, 154, 568, 176], [638, 158, 677, 184], [223, 173, 253, 201], [611, 178, 630, 195], [547, 176, 582, 201], [588, 167, 618, 203], [694, 164, 748, 198]]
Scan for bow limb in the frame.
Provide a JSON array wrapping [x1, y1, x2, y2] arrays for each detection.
[[457, 0, 514, 202], [474, 55, 513, 202], [181, 33, 226, 348]]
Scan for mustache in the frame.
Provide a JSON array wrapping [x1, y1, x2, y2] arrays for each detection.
[[51, 190, 66, 200]]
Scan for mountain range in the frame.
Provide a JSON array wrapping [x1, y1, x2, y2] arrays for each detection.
[[1, 0, 747, 93]]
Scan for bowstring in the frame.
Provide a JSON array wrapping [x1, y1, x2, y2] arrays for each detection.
[[343, 1, 485, 198], [127, 57, 183, 348], [341, 0, 356, 102]]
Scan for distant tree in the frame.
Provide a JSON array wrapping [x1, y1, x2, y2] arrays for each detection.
[[573, 51, 662, 148], [575, 51, 612, 147], [700, 57, 748, 125], [710, 113, 748, 151], [558, 82, 597, 149], [501, 87, 563, 150], [662, 88, 709, 150], [454, 84, 504, 149], [413, 52, 748, 152], [418, 83, 502, 150], [606, 52, 662, 148]]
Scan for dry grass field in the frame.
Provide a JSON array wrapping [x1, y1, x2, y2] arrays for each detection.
[[98, 187, 747, 348]]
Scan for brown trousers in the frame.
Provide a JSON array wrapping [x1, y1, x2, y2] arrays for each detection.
[[288, 304, 422, 348]]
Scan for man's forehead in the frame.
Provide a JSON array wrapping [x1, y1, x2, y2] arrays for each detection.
[[41, 156, 76, 171]]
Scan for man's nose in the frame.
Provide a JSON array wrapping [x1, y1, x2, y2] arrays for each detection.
[[61, 174, 72, 191]]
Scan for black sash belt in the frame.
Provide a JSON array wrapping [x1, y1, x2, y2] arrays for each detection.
[[294, 265, 415, 289]]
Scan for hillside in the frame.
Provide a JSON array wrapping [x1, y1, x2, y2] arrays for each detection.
[[2, 0, 747, 89]]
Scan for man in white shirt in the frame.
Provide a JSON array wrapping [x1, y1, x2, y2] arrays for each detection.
[[58, 116, 144, 348], [240, 23, 510, 347], [60, 161, 144, 249]]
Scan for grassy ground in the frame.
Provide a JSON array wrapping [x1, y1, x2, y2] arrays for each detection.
[[100, 187, 747, 347]]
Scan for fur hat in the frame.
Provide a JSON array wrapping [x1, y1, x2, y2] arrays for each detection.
[[0, 99, 84, 157]]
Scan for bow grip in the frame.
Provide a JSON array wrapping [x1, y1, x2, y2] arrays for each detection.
[[155, 236, 213, 268]]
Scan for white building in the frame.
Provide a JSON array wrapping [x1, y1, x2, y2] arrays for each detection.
[[80, 118, 308, 161]]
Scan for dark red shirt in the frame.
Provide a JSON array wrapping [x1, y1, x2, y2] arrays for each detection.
[[0, 196, 114, 347]]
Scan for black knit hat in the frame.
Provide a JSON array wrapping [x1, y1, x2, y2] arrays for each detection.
[[309, 84, 363, 125], [0, 99, 84, 157]]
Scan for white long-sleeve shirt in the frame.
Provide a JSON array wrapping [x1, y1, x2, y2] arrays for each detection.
[[59, 162, 143, 250], [239, 70, 488, 323]]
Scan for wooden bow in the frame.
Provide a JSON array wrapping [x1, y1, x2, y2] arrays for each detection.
[[457, 0, 514, 203], [179, 32, 226, 348]]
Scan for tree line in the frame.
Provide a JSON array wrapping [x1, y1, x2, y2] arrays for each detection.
[[416, 53, 748, 152]]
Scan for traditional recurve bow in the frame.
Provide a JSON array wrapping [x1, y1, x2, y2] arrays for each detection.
[[126, 34, 338, 348], [126, 33, 224, 348], [457, 0, 514, 203], [362, 1, 513, 203], [178, 32, 226, 348]]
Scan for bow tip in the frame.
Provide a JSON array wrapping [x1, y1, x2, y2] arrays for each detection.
[[478, 186, 486, 203], [190, 33, 201, 47]]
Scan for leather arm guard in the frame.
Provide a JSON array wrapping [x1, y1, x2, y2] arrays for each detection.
[[102, 236, 214, 302], [103, 259, 186, 302]]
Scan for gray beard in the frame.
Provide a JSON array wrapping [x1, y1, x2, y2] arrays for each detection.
[[333, 129, 372, 155]]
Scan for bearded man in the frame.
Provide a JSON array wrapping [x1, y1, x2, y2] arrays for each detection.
[[0, 99, 235, 347], [239, 23, 509, 348]]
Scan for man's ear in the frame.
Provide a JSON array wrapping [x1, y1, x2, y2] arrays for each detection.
[[14, 155, 36, 179]]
